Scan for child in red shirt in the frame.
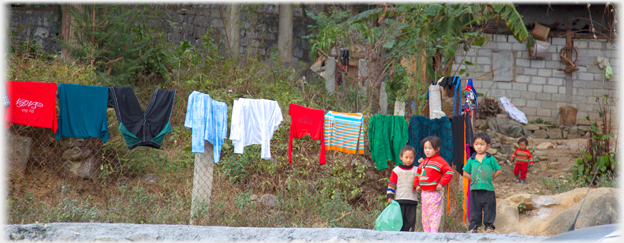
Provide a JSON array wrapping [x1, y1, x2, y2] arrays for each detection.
[[413, 136, 454, 233], [511, 138, 533, 183]]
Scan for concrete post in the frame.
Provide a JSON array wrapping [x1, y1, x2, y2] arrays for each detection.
[[380, 82, 388, 115], [278, 4, 293, 62], [226, 4, 241, 59], [189, 143, 214, 225], [358, 59, 368, 93], [324, 57, 336, 93], [394, 100, 405, 116]]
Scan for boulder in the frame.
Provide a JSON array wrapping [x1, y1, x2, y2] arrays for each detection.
[[539, 188, 619, 236], [547, 128, 563, 139], [525, 124, 540, 131], [475, 119, 488, 130], [578, 126, 591, 133], [583, 132, 591, 138], [494, 188, 618, 236], [494, 200, 522, 234], [547, 162, 562, 170], [486, 148, 498, 154], [62, 147, 92, 161], [538, 156, 549, 161], [540, 163, 548, 171], [259, 194, 279, 207], [567, 134, 581, 139], [508, 193, 534, 209], [500, 135, 514, 145], [491, 143, 502, 149], [562, 129, 569, 139], [536, 124, 550, 130], [533, 130, 548, 139], [501, 144, 515, 155], [66, 157, 100, 180], [533, 151, 548, 157], [536, 142, 554, 150], [8, 134, 33, 176], [487, 131, 499, 140], [569, 126, 578, 135]]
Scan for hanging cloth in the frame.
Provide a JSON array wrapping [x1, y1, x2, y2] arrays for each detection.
[[407, 115, 453, 167], [288, 103, 326, 165], [324, 111, 365, 155], [109, 87, 176, 150], [368, 114, 409, 170], [2, 81, 9, 106], [5, 81, 58, 132], [184, 91, 228, 163], [56, 83, 109, 142], [230, 98, 283, 160]]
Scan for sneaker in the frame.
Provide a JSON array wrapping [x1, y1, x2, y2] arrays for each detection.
[[485, 228, 495, 233], [467, 228, 478, 233], [516, 179, 521, 182], [521, 180, 526, 183]]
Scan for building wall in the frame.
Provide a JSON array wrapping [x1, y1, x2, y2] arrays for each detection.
[[453, 33, 619, 125]]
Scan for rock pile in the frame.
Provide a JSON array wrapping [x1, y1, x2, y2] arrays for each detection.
[[525, 124, 590, 139]]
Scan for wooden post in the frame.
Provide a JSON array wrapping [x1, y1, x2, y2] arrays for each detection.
[[566, 29, 573, 77], [189, 143, 215, 225]]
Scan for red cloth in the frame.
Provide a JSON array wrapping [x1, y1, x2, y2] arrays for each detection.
[[413, 153, 454, 191], [5, 81, 58, 133], [288, 103, 326, 165]]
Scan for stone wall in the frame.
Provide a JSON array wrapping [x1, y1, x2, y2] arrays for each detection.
[[9, 6, 63, 54], [9, 4, 319, 63], [454, 33, 619, 125]]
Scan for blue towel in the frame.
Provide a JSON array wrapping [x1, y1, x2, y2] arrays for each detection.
[[56, 83, 109, 142], [184, 91, 227, 163]]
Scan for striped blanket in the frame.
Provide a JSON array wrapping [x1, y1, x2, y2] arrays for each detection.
[[324, 111, 365, 154]]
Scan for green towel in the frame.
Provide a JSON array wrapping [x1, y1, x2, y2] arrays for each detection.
[[368, 115, 409, 170]]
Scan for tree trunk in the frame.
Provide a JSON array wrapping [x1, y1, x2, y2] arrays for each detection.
[[348, 4, 360, 19], [278, 3, 293, 62], [61, 4, 83, 62], [225, 4, 241, 60]]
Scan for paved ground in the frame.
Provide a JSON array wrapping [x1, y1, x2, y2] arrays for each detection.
[[6, 223, 547, 242]]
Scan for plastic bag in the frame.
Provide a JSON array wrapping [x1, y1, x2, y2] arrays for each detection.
[[499, 97, 528, 124], [375, 200, 403, 231], [605, 61, 613, 80]]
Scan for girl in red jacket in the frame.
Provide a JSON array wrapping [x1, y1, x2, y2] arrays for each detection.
[[413, 136, 454, 233]]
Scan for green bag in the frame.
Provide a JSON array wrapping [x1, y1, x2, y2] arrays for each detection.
[[375, 200, 403, 231], [605, 60, 613, 80]]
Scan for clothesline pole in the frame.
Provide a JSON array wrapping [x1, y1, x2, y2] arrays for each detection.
[[190, 143, 215, 225]]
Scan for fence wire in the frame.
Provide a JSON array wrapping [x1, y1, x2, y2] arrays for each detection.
[[6, 89, 215, 225]]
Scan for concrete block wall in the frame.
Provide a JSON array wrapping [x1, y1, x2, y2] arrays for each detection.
[[453, 33, 619, 125]]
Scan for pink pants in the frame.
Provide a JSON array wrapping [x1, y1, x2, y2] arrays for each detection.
[[422, 190, 443, 233]]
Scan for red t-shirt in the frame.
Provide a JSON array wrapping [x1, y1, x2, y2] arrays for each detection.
[[5, 81, 58, 133], [288, 103, 326, 165]]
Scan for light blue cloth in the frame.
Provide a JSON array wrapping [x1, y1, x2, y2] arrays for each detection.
[[184, 91, 227, 163]]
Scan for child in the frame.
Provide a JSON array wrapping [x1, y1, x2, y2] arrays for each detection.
[[386, 145, 419, 231], [511, 138, 534, 183], [463, 133, 501, 233], [413, 136, 454, 233]]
